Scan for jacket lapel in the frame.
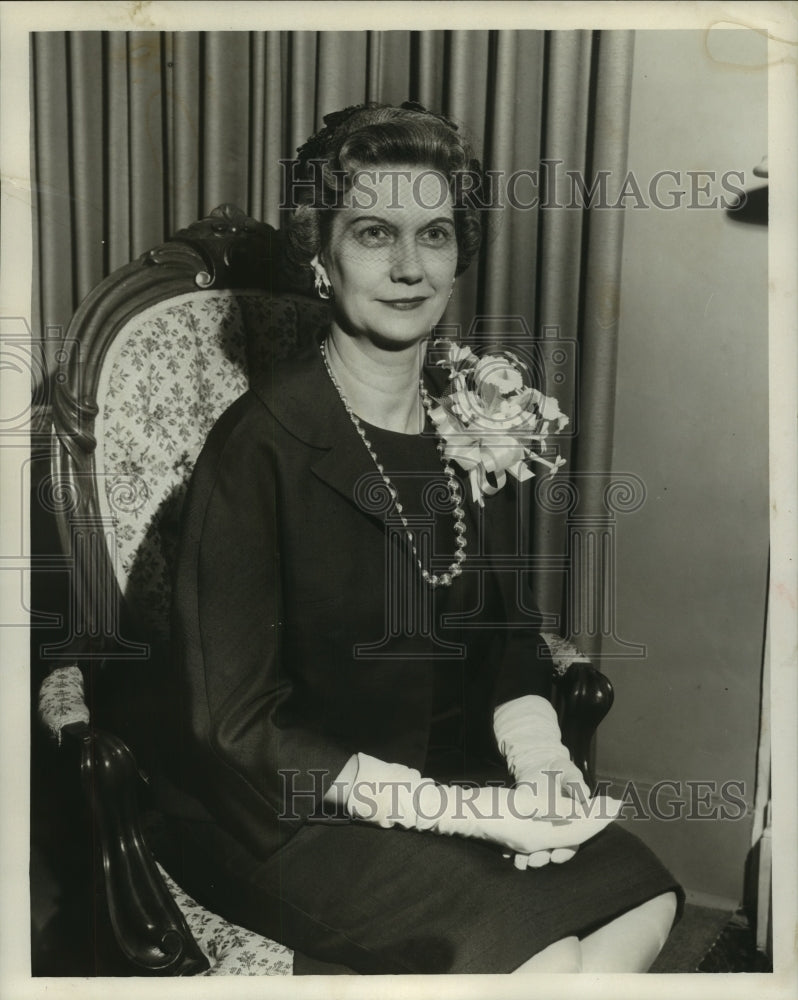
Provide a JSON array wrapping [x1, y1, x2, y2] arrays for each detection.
[[249, 338, 536, 585], [309, 434, 385, 518], [249, 337, 401, 525]]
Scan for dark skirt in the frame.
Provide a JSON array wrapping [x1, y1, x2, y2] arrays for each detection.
[[151, 794, 684, 975]]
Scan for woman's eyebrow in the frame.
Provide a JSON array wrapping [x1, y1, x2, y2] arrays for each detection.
[[347, 214, 394, 226], [346, 214, 455, 230], [422, 216, 456, 229]]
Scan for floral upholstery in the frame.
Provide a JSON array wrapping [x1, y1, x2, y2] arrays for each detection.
[[94, 291, 250, 640], [156, 864, 293, 976], [39, 664, 90, 745], [94, 289, 331, 640], [540, 632, 590, 676], [240, 291, 329, 379]]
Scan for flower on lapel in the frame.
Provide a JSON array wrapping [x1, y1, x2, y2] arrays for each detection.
[[425, 339, 569, 506]]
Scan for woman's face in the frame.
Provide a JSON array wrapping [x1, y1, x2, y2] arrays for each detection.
[[320, 164, 458, 348]]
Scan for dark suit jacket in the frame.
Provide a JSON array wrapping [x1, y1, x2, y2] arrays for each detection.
[[172, 340, 555, 861]]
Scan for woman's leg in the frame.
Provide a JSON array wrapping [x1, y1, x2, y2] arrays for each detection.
[[513, 891, 676, 974], [512, 936, 582, 973], [579, 891, 678, 973]]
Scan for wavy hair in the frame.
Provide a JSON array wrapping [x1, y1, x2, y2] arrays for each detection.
[[283, 102, 486, 281]]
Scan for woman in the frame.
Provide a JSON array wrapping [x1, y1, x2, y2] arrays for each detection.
[[163, 101, 682, 974]]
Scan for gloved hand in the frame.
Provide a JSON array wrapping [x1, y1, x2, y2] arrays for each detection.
[[344, 752, 620, 856], [494, 695, 594, 870]]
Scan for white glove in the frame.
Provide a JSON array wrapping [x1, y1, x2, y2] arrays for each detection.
[[344, 753, 620, 856], [494, 695, 593, 869]]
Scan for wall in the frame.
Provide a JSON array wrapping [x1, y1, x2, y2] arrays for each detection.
[[597, 29, 769, 906]]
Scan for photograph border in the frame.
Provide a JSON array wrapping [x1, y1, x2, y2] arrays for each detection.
[[2, 3, 796, 999]]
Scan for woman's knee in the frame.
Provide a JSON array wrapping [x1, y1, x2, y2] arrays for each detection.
[[579, 890, 679, 973], [641, 890, 679, 941], [512, 935, 582, 973]]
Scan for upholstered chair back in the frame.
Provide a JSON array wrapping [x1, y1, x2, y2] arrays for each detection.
[[94, 290, 248, 640], [93, 290, 329, 642], [52, 205, 329, 660]]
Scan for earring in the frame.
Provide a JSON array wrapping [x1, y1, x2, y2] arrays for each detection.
[[310, 254, 332, 301]]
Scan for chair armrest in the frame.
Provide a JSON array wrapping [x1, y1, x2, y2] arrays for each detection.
[[59, 722, 210, 974], [552, 662, 614, 793], [540, 631, 591, 676], [38, 664, 90, 745]]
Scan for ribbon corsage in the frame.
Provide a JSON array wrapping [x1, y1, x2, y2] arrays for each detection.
[[425, 340, 569, 506]]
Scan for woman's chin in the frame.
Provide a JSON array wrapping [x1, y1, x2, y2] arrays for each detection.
[[334, 313, 444, 351], [373, 327, 436, 351]]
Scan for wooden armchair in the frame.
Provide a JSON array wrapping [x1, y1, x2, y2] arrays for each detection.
[[35, 204, 614, 976]]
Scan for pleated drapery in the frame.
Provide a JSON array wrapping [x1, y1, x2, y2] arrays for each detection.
[[31, 29, 635, 652]]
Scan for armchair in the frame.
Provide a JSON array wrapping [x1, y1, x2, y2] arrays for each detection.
[[35, 204, 614, 976]]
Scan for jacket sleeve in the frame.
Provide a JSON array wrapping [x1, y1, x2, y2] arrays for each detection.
[[489, 478, 555, 711], [491, 619, 555, 711], [173, 394, 354, 859]]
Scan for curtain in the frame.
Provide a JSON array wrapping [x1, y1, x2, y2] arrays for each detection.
[[31, 29, 634, 651]]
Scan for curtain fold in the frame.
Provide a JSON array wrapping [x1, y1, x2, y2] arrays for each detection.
[[566, 30, 635, 655], [576, 30, 635, 481], [531, 30, 594, 622], [414, 31, 443, 109], [32, 33, 72, 335], [31, 28, 635, 653], [480, 30, 521, 318], [170, 33, 202, 237]]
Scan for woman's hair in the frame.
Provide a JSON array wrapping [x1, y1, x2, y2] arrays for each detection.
[[284, 101, 485, 280]]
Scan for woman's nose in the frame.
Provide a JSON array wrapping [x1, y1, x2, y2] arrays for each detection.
[[389, 238, 424, 283]]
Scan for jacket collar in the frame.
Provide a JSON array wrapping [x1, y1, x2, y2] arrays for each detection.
[[249, 335, 523, 620], [248, 332, 450, 449], [248, 333, 345, 450], [249, 334, 453, 506]]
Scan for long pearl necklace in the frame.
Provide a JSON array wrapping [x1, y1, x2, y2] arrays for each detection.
[[320, 340, 467, 588]]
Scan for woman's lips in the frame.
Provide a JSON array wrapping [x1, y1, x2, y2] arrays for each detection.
[[378, 297, 429, 311]]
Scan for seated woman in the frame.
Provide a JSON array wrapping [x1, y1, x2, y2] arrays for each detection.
[[160, 101, 683, 974]]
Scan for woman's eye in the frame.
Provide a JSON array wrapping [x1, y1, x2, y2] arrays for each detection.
[[355, 225, 391, 246], [421, 227, 453, 245]]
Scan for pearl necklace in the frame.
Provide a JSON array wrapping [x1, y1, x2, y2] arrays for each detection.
[[319, 340, 467, 588]]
